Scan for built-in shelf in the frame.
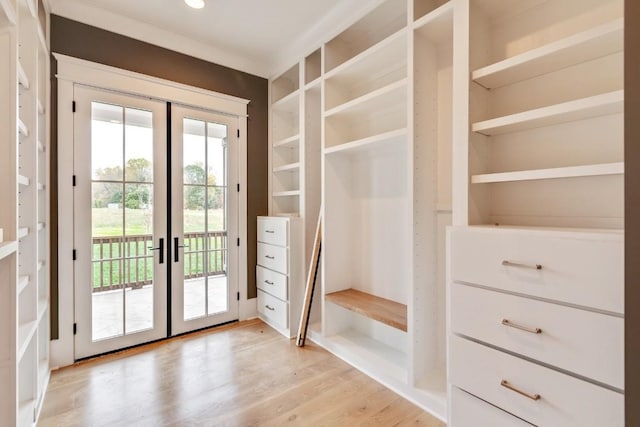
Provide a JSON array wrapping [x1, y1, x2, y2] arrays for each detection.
[[18, 227, 29, 239], [18, 175, 29, 186], [320, 329, 408, 383], [473, 19, 624, 89], [37, 222, 45, 231], [0, 241, 18, 260], [17, 320, 37, 361], [472, 90, 623, 136], [325, 78, 407, 118], [326, 288, 408, 332], [471, 162, 624, 184], [413, 1, 454, 44], [18, 275, 29, 295], [325, 128, 407, 155], [273, 162, 300, 173], [325, 29, 406, 85], [271, 89, 299, 112], [273, 134, 300, 148], [272, 190, 301, 197], [37, 182, 44, 191], [37, 99, 44, 115], [18, 119, 29, 137], [304, 76, 322, 90], [18, 61, 29, 89]]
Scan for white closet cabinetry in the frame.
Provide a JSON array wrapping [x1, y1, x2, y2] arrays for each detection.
[[449, 0, 624, 425], [0, 0, 50, 426], [256, 217, 304, 338]]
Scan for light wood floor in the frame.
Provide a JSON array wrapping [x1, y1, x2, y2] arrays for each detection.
[[38, 319, 445, 426]]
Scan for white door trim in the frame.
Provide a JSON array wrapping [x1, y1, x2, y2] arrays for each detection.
[[52, 55, 251, 369]]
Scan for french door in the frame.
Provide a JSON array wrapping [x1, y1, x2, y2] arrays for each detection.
[[170, 106, 239, 334], [73, 86, 238, 359]]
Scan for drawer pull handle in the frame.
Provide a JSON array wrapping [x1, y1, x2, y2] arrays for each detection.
[[265, 280, 274, 285], [500, 380, 541, 401], [502, 319, 542, 335], [265, 255, 275, 260], [502, 260, 542, 270], [265, 304, 275, 311], [265, 230, 275, 234]]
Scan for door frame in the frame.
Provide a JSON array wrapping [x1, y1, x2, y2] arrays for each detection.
[[53, 54, 250, 367]]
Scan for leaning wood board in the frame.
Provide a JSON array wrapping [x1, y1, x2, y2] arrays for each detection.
[[296, 214, 322, 346]]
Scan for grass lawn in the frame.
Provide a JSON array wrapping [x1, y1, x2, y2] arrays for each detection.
[[92, 208, 224, 236]]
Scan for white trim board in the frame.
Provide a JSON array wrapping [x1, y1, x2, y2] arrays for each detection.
[[54, 54, 249, 117]]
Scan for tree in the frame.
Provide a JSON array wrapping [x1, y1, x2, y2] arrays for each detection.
[[93, 158, 152, 209]]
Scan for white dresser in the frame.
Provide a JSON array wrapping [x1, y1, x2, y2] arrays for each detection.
[[256, 216, 304, 338], [448, 227, 624, 426]]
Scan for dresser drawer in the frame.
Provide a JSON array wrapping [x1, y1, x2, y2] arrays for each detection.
[[257, 289, 288, 329], [257, 242, 288, 274], [258, 217, 288, 246], [256, 265, 288, 301], [451, 283, 624, 389], [450, 336, 624, 427], [450, 227, 623, 314], [451, 387, 533, 427]]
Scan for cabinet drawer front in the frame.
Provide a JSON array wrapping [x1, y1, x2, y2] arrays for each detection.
[[256, 265, 288, 301], [258, 218, 288, 246], [451, 387, 533, 427], [257, 243, 288, 274], [450, 227, 623, 314], [257, 289, 287, 328], [450, 336, 624, 427], [451, 284, 624, 389]]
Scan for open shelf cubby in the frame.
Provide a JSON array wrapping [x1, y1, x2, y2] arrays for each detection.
[[326, 289, 407, 331], [324, 0, 407, 73], [271, 63, 299, 104], [305, 48, 321, 85]]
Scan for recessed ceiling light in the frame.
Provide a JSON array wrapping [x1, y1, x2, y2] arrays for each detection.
[[185, 0, 205, 9]]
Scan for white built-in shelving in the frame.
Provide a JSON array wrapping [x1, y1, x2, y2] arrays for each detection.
[[0, 0, 51, 424], [450, 0, 624, 424], [267, 0, 452, 421]]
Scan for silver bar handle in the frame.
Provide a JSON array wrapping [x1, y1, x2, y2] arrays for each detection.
[[265, 255, 275, 260], [502, 260, 542, 270], [502, 319, 542, 335], [501, 380, 541, 401], [265, 230, 275, 234], [265, 280, 274, 285], [265, 305, 275, 311]]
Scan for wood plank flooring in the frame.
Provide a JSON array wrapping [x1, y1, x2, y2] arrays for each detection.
[[38, 319, 445, 426]]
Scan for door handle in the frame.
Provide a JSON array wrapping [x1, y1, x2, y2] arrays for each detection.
[[174, 237, 190, 262], [148, 238, 164, 264]]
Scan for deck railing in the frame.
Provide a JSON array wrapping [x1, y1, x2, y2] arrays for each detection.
[[92, 231, 227, 292]]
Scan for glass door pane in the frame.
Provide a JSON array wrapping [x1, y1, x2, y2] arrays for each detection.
[[91, 102, 156, 340], [171, 106, 238, 334]]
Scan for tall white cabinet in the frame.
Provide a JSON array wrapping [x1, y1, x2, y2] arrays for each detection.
[[0, 0, 51, 425], [448, 0, 624, 425], [266, 0, 624, 423]]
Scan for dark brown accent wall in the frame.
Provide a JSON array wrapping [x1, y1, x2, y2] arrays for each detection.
[[50, 15, 268, 336], [626, 2, 640, 425]]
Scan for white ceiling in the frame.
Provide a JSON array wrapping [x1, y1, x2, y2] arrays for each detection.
[[48, 0, 379, 78]]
